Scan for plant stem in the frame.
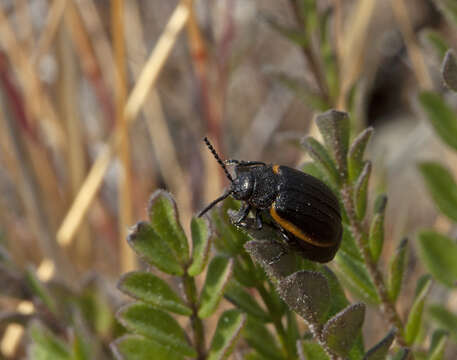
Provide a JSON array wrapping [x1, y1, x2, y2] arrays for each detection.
[[340, 184, 408, 348], [256, 283, 292, 359], [182, 273, 206, 360]]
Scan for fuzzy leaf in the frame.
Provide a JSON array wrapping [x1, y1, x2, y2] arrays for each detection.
[[302, 136, 340, 185], [387, 238, 408, 301], [369, 195, 387, 263], [297, 339, 329, 360], [208, 309, 246, 360], [428, 304, 457, 343], [118, 272, 191, 316], [322, 303, 366, 357], [278, 271, 330, 324], [243, 317, 283, 360], [127, 222, 183, 275], [429, 329, 448, 360], [148, 190, 189, 264], [117, 303, 196, 357], [363, 329, 395, 360], [225, 281, 271, 323], [419, 91, 457, 152], [341, 225, 363, 262], [417, 230, 457, 287], [405, 275, 432, 344], [28, 322, 71, 360], [419, 161, 457, 223], [198, 256, 233, 318], [348, 127, 374, 183], [244, 238, 298, 280], [188, 217, 212, 276], [442, 50, 457, 91], [353, 161, 372, 220], [111, 335, 183, 360], [316, 110, 350, 179], [335, 251, 379, 304], [321, 266, 350, 320]]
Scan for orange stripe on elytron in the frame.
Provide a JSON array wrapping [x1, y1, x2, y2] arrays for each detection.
[[269, 202, 335, 248], [272, 165, 280, 174]]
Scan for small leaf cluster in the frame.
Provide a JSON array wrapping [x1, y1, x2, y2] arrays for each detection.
[[416, 7, 457, 350], [0, 250, 116, 359], [113, 191, 246, 360]]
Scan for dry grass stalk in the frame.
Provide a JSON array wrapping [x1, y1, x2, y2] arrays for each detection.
[[33, 0, 68, 63], [57, 0, 191, 248]]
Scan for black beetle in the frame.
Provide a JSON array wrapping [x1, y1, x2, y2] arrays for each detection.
[[198, 138, 342, 263]]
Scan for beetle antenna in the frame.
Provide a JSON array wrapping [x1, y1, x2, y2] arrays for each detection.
[[203, 137, 233, 182], [198, 190, 233, 217]]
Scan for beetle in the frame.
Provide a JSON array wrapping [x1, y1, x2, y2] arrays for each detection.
[[198, 137, 342, 263]]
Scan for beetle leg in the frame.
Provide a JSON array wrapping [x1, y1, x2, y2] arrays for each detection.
[[233, 203, 251, 224], [255, 209, 263, 230]]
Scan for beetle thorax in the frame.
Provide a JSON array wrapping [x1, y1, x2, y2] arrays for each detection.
[[231, 173, 253, 200]]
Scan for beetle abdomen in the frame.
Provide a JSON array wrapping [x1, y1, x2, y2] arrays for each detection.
[[270, 166, 342, 262]]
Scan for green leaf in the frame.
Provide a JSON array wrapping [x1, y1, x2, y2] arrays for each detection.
[[127, 222, 183, 275], [442, 50, 457, 92], [208, 309, 246, 360], [148, 190, 189, 264], [348, 127, 374, 183], [25, 267, 57, 314], [387, 238, 408, 301], [111, 335, 184, 360], [353, 161, 372, 220], [118, 272, 191, 316], [405, 275, 432, 344], [421, 29, 449, 59], [419, 91, 457, 152], [28, 322, 71, 360], [316, 110, 351, 179], [198, 256, 233, 318], [335, 251, 379, 304], [428, 304, 457, 343], [278, 270, 330, 324], [429, 329, 448, 360], [340, 225, 363, 262], [297, 339, 329, 360], [117, 303, 196, 357], [224, 281, 271, 323], [243, 317, 283, 360], [302, 136, 340, 185], [188, 217, 212, 276], [417, 230, 457, 287], [392, 348, 410, 360], [302, 161, 329, 185], [369, 195, 387, 263], [271, 72, 327, 111], [363, 329, 395, 360], [419, 161, 457, 223], [322, 303, 366, 357], [320, 266, 350, 320]]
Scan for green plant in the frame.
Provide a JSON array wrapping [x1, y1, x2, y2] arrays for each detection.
[[113, 109, 445, 359]]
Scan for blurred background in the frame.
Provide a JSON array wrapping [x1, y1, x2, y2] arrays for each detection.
[[0, 0, 456, 358]]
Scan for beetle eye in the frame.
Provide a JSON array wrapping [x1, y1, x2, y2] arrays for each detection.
[[232, 174, 252, 200]]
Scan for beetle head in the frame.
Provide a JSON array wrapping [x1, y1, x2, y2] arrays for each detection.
[[230, 172, 253, 200]]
